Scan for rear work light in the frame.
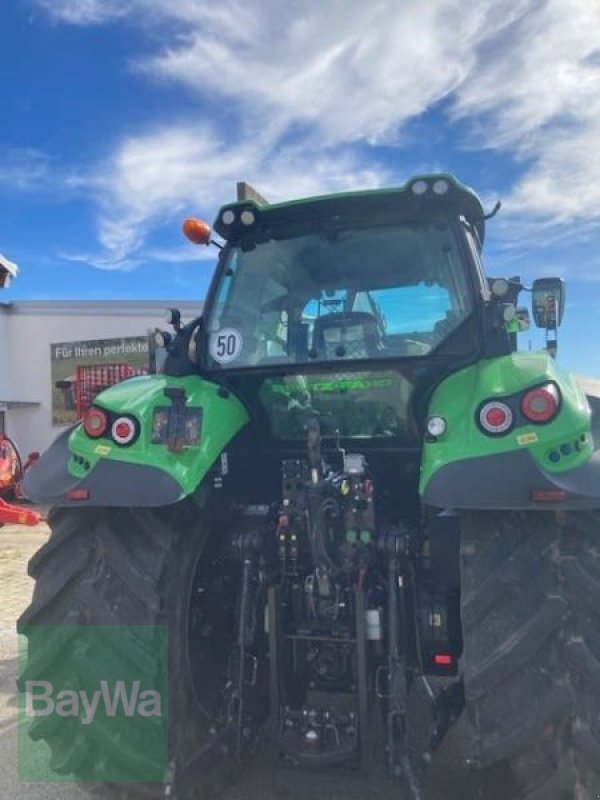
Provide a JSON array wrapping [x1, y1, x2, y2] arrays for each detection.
[[478, 401, 513, 435], [83, 407, 108, 439], [411, 179, 428, 195], [111, 416, 138, 446], [151, 407, 202, 447], [521, 383, 560, 424]]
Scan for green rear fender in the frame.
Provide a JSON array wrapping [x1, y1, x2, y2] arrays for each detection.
[[20, 374, 251, 508], [69, 374, 249, 496], [420, 352, 595, 508]]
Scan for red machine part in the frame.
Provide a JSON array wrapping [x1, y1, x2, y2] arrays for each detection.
[[0, 435, 22, 496], [0, 497, 41, 526], [75, 363, 147, 418]]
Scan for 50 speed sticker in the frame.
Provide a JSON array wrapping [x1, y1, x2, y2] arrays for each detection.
[[210, 328, 243, 364]]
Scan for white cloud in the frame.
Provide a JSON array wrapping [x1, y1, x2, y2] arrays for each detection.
[[38, 1, 515, 145], [35, 0, 600, 265], [35, 0, 125, 25], [144, 245, 215, 264], [451, 0, 600, 224], [452, 1, 600, 146], [506, 116, 600, 220], [0, 147, 51, 192], [77, 124, 392, 267], [141, 1, 492, 147], [57, 250, 143, 272]]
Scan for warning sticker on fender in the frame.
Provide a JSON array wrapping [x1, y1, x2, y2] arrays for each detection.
[[516, 432, 538, 446], [210, 328, 243, 364]]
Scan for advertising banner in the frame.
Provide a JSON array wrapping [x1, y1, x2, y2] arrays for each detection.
[[51, 336, 150, 426]]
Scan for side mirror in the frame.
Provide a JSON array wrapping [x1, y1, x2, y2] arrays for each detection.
[[532, 278, 565, 329]]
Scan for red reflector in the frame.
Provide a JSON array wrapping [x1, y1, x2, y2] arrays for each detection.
[[115, 421, 131, 439], [67, 488, 90, 501], [531, 489, 566, 502], [486, 407, 507, 427], [433, 653, 454, 666], [479, 401, 513, 434], [111, 416, 137, 446]]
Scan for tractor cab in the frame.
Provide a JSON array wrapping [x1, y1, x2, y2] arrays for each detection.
[[202, 176, 484, 372], [205, 215, 476, 370], [189, 176, 491, 451], [174, 176, 567, 451]]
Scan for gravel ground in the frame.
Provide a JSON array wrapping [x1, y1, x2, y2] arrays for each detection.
[[0, 518, 482, 800]]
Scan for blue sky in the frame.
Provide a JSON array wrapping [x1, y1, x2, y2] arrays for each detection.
[[1, 0, 600, 375]]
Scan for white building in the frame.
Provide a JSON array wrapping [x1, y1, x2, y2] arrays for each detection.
[[0, 300, 201, 459]]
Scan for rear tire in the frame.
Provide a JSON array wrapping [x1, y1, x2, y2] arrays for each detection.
[[561, 512, 600, 795], [460, 510, 600, 800], [18, 500, 265, 798]]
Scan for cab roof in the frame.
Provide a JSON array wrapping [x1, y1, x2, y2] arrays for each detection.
[[214, 173, 487, 245]]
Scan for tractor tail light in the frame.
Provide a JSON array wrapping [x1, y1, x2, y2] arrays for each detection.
[[479, 401, 513, 435], [521, 383, 560, 424], [83, 408, 108, 439]]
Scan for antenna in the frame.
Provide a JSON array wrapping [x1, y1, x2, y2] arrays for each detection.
[[483, 201, 502, 220]]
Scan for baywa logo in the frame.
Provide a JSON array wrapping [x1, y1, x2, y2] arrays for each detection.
[[25, 679, 162, 725], [18, 625, 168, 783]]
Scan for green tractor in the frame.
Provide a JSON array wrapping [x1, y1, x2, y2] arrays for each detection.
[[19, 175, 600, 799]]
